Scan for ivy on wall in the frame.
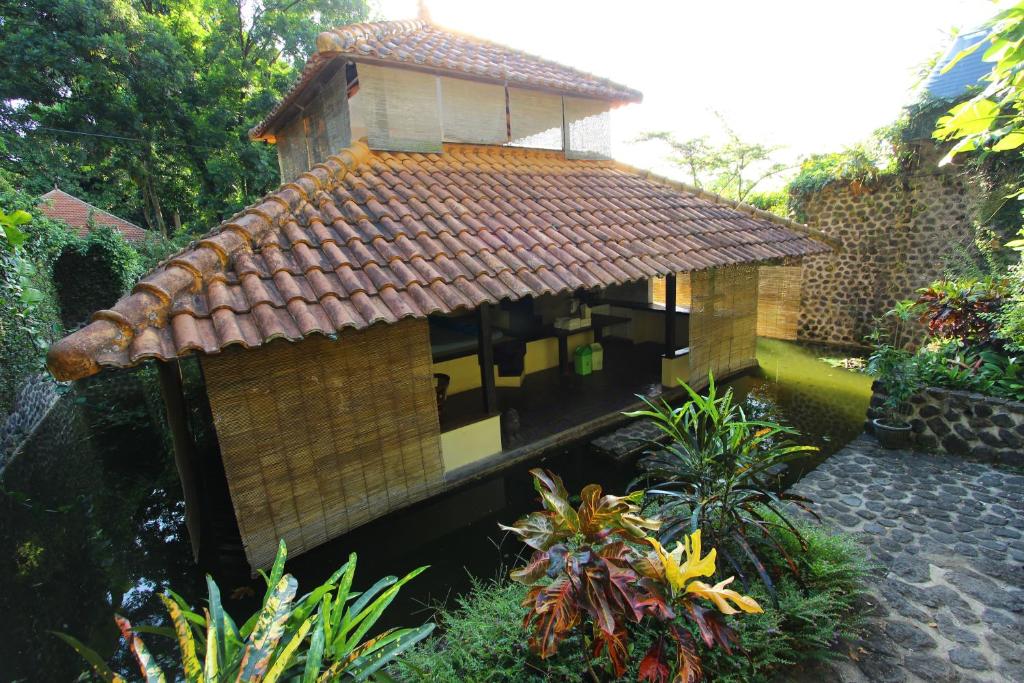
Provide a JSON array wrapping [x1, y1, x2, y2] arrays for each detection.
[[50, 225, 142, 329]]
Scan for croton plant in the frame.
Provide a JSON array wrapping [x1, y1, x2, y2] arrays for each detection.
[[500, 468, 762, 682]]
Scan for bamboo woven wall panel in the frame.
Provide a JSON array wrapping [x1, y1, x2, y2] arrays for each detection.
[[202, 319, 443, 569], [349, 64, 443, 152], [564, 96, 611, 160], [756, 265, 802, 340], [508, 87, 563, 149], [688, 266, 759, 389], [440, 77, 507, 145]]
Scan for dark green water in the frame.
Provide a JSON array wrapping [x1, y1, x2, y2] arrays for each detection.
[[0, 339, 870, 681]]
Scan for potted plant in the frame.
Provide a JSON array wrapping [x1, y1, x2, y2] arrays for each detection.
[[866, 302, 920, 449]]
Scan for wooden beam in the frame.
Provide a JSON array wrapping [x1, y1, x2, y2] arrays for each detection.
[[157, 360, 203, 561], [664, 273, 677, 358], [477, 304, 497, 415]]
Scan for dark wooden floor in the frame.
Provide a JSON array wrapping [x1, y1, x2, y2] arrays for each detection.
[[440, 338, 665, 447]]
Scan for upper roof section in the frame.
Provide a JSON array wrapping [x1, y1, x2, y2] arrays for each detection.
[[251, 19, 642, 141], [38, 188, 146, 243], [922, 28, 990, 101], [47, 142, 828, 382]]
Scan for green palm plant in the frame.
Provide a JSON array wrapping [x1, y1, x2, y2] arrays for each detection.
[[54, 540, 433, 682], [626, 373, 818, 606]]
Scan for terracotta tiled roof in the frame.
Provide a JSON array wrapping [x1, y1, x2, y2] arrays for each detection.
[[38, 188, 147, 243], [251, 19, 642, 141], [46, 142, 828, 381]]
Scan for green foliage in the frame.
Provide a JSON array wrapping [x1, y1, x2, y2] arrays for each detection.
[[915, 340, 1024, 402], [745, 189, 789, 218], [866, 302, 923, 424], [392, 578, 584, 682], [627, 374, 818, 604], [51, 224, 142, 328], [0, 0, 370, 235], [498, 469, 762, 680], [681, 521, 873, 682], [394, 522, 873, 683], [0, 205, 64, 414], [996, 232, 1024, 350], [57, 539, 433, 682], [933, 3, 1024, 161], [915, 276, 1007, 346], [635, 114, 789, 204]]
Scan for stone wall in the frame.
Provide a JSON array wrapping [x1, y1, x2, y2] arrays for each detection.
[[0, 373, 61, 473], [797, 168, 978, 346], [868, 384, 1024, 466]]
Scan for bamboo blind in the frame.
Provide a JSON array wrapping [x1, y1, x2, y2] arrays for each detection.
[[349, 64, 443, 152], [651, 274, 693, 308], [564, 96, 611, 160], [756, 265, 802, 340], [508, 87, 563, 150], [440, 77, 507, 145], [202, 319, 444, 569], [688, 266, 759, 389]]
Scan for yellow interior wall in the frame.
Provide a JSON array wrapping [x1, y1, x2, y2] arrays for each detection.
[[440, 414, 503, 472], [661, 353, 690, 388], [433, 354, 480, 395], [435, 331, 596, 394]]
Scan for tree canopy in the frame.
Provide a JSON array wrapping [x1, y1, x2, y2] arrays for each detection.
[[635, 114, 789, 204], [0, 0, 370, 236]]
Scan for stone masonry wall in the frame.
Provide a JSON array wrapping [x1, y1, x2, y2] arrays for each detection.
[[868, 384, 1024, 466], [798, 169, 978, 346]]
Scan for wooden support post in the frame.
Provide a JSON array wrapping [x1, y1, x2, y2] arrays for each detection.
[[664, 273, 677, 358], [478, 304, 498, 415], [157, 360, 203, 561]]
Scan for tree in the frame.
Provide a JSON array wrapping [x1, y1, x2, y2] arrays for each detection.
[[933, 1, 1024, 349], [635, 114, 789, 204], [0, 0, 369, 236]]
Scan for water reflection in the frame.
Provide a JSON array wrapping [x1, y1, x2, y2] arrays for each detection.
[[0, 340, 870, 680]]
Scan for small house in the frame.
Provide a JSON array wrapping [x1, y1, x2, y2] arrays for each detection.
[[47, 19, 828, 569], [38, 188, 147, 243]]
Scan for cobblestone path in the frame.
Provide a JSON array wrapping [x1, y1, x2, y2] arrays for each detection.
[[791, 434, 1024, 682]]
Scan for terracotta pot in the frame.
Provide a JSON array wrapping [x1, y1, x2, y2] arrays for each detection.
[[872, 418, 913, 450]]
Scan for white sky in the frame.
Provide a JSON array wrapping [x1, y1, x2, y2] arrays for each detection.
[[372, 0, 1002, 185]]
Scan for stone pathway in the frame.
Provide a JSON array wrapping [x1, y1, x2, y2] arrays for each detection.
[[790, 433, 1024, 682], [591, 419, 663, 460]]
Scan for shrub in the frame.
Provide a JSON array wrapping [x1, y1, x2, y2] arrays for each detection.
[[51, 224, 142, 329], [394, 520, 873, 683], [627, 374, 818, 603], [914, 277, 1007, 346], [915, 341, 1024, 402], [866, 301, 924, 425], [57, 540, 434, 681], [996, 231, 1024, 351], [0, 207, 64, 415], [496, 469, 761, 680]]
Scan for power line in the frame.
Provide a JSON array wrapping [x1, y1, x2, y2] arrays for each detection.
[[25, 125, 269, 154], [32, 125, 145, 142]]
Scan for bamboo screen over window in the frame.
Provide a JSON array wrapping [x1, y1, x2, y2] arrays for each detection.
[[756, 265, 802, 340], [650, 274, 693, 308], [440, 77, 507, 145], [201, 319, 444, 569], [508, 88, 563, 149], [687, 266, 759, 389], [564, 97, 611, 159], [349, 64, 442, 152]]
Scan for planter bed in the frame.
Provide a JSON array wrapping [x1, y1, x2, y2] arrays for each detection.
[[868, 382, 1024, 465]]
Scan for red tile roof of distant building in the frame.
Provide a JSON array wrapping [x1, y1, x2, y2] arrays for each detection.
[[38, 188, 147, 243]]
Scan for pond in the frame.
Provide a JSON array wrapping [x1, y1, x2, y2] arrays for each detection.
[[0, 338, 870, 680]]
